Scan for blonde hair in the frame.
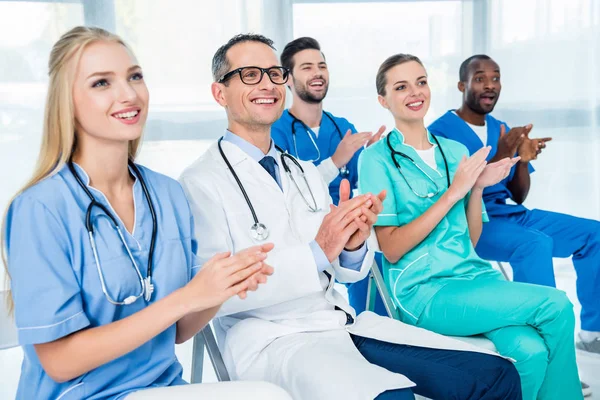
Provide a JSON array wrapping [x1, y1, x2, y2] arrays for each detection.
[[1, 26, 142, 314]]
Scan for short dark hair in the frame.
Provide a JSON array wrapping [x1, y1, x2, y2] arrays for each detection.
[[280, 37, 324, 73], [459, 54, 492, 82], [212, 33, 276, 82], [376, 54, 423, 96]]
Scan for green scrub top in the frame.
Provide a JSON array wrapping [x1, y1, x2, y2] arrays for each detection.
[[358, 128, 502, 323]]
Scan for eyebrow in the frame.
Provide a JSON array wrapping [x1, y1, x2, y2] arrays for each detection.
[[473, 69, 500, 75], [393, 76, 427, 85], [299, 61, 326, 67], [86, 65, 142, 80]]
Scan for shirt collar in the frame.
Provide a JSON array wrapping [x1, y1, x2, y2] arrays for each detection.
[[391, 127, 436, 149], [222, 130, 279, 163]]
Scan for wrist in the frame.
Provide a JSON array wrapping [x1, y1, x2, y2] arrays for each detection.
[[471, 185, 485, 193], [442, 188, 462, 206], [331, 152, 342, 169], [344, 241, 365, 252], [174, 286, 206, 316]]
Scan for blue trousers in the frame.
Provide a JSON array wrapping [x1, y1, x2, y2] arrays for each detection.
[[352, 334, 522, 400], [476, 209, 600, 330]]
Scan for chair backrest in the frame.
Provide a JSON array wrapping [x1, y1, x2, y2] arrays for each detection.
[[0, 291, 18, 351], [190, 324, 230, 383], [366, 258, 401, 320]]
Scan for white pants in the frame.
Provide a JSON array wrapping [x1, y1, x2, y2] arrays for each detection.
[[126, 381, 292, 400]]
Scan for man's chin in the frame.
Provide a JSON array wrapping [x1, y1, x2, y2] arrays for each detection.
[[299, 91, 327, 104]]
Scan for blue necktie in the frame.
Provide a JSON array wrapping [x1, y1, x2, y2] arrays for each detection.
[[259, 156, 278, 184]]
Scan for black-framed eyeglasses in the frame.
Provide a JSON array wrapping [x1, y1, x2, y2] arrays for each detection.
[[218, 66, 290, 85]]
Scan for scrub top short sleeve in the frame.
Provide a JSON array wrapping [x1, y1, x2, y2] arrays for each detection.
[[189, 216, 203, 280], [358, 147, 399, 226], [6, 195, 90, 345]]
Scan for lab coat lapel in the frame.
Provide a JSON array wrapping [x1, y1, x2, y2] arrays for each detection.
[[216, 140, 284, 196]]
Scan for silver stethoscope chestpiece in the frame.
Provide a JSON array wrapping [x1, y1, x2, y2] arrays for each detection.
[[340, 165, 349, 177], [251, 222, 269, 241]]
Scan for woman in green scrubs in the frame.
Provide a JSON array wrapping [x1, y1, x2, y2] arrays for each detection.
[[358, 53, 582, 400]]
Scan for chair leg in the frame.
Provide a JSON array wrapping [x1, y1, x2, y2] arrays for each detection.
[[190, 331, 205, 384], [202, 325, 231, 382], [496, 261, 511, 281]]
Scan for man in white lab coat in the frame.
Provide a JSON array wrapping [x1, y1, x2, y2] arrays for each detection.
[[179, 34, 522, 400]]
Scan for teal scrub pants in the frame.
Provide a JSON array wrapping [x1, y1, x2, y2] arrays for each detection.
[[415, 278, 582, 400]]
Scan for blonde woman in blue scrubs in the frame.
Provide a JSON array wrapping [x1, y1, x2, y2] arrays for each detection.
[[1, 27, 291, 400], [358, 53, 582, 400]]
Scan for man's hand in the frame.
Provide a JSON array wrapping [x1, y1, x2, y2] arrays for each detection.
[[494, 124, 528, 160], [331, 125, 386, 168], [314, 184, 372, 262], [339, 179, 386, 251], [517, 134, 552, 163]]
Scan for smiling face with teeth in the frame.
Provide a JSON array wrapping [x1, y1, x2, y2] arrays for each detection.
[[378, 61, 431, 124], [212, 41, 285, 134], [289, 49, 329, 104], [72, 40, 148, 148]]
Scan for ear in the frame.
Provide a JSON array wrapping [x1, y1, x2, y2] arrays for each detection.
[[457, 81, 465, 93], [211, 82, 227, 107], [377, 94, 389, 110]]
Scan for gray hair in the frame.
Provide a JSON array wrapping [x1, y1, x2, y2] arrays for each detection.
[[212, 33, 276, 82]]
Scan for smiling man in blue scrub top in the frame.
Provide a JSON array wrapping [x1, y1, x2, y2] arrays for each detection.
[[271, 37, 385, 205], [428, 54, 600, 355]]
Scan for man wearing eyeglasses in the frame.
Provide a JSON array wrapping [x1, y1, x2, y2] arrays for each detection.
[[271, 37, 385, 206], [179, 34, 521, 400]]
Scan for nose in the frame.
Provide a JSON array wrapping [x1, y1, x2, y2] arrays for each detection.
[[257, 71, 275, 91], [117, 79, 138, 103], [483, 78, 495, 90]]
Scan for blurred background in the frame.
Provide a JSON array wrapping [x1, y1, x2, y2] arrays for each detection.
[[1, 0, 599, 398]]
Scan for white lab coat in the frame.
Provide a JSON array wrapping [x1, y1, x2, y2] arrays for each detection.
[[179, 140, 501, 400]]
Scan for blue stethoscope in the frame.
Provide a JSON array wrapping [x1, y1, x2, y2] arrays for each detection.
[[386, 132, 450, 198], [68, 160, 157, 305], [289, 110, 350, 178]]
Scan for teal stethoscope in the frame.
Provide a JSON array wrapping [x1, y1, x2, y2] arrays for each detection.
[[69, 160, 157, 305], [218, 137, 321, 241], [386, 132, 451, 198], [289, 110, 350, 178]]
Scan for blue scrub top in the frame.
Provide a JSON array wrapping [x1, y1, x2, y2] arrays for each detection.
[[5, 163, 200, 400], [271, 109, 360, 205], [428, 111, 534, 217]]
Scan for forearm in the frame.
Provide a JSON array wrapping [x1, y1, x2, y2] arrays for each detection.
[[217, 245, 322, 316], [507, 162, 530, 204], [316, 157, 340, 184], [35, 288, 193, 383], [466, 188, 484, 246], [376, 192, 456, 263], [175, 305, 220, 344]]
